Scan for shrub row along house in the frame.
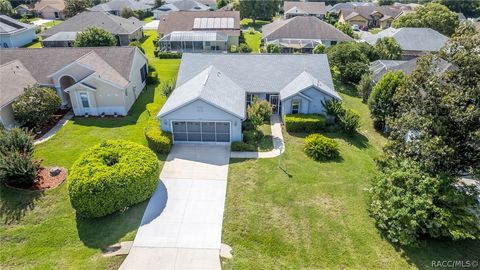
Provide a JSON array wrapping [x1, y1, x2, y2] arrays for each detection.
[[15, 0, 65, 20], [262, 16, 354, 53], [0, 15, 37, 48], [0, 47, 148, 127], [40, 11, 144, 47], [157, 54, 340, 143], [157, 11, 240, 52], [338, 5, 412, 29], [283, 1, 326, 19]]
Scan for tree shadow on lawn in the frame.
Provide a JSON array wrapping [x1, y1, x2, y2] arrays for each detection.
[[395, 238, 480, 270], [76, 200, 149, 249], [334, 80, 358, 97], [0, 185, 44, 225], [72, 83, 157, 128]]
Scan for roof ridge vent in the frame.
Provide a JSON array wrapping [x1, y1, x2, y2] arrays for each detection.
[[202, 69, 210, 86]]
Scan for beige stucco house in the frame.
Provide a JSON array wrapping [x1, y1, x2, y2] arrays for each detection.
[[338, 5, 411, 29], [15, 0, 65, 19], [0, 47, 148, 119]]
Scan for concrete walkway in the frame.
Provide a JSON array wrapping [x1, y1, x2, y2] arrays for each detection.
[[144, 20, 160, 30], [34, 112, 73, 145], [120, 144, 230, 270], [230, 115, 285, 159], [32, 19, 53, 26]]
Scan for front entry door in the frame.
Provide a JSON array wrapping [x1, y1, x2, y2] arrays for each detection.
[[269, 94, 279, 114]]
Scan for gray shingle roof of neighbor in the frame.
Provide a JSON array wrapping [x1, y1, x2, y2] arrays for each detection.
[[42, 31, 78, 41], [0, 47, 137, 87], [369, 57, 452, 82], [90, 0, 151, 12], [284, 1, 326, 15], [0, 15, 36, 34], [370, 59, 408, 82], [158, 53, 338, 118], [0, 60, 38, 108], [363, 27, 449, 52], [159, 66, 246, 118], [155, 0, 210, 13], [41, 11, 143, 37], [328, 2, 376, 13], [262, 16, 354, 42]]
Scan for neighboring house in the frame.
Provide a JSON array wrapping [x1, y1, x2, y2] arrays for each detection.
[[34, 0, 65, 19], [157, 53, 340, 143], [283, 1, 326, 19], [370, 57, 452, 82], [363, 27, 449, 59], [338, 5, 411, 29], [262, 16, 354, 53], [0, 15, 37, 48], [0, 60, 38, 128], [153, 0, 210, 19], [15, 4, 34, 16], [40, 11, 144, 47], [0, 47, 148, 117], [90, 0, 153, 15], [157, 11, 240, 52], [328, 2, 376, 14]]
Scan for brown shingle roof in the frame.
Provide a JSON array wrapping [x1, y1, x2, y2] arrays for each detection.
[[262, 16, 354, 42], [284, 1, 326, 15], [0, 47, 137, 86], [0, 60, 37, 108], [341, 5, 410, 21], [157, 11, 240, 36]]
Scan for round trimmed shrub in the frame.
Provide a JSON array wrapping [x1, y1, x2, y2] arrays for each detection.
[[304, 134, 340, 161], [145, 127, 172, 154], [68, 140, 160, 218]]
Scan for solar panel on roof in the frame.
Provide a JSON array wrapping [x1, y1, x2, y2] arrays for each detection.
[[192, 17, 235, 29], [214, 18, 221, 28], [220, 18, 227, 28], [193, 18, 201, 28], [227, 18, 234, 28], [207, 18, 214, 28]]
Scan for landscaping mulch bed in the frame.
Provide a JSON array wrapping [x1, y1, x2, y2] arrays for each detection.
[[7, 167, 67, 191], [33, 109, 70, 139]]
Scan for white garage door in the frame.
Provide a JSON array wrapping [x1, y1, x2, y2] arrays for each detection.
[[172, 121, 230, 143]]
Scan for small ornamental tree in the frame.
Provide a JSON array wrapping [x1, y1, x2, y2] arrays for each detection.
[[368, 70, 405, 131], [312, 44, 325, 54], [374, 37, 401, 60], [304, 134, 339, 161], [335, 22, 356, 38], [238, 43, 252, 53], [357, 74, 374, 103], [13, 85, 61, 129], [74, 27, 117, 47], [266, 43, 280, 53]]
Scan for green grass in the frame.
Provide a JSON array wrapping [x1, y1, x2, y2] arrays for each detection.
[[222, 91, 480, 269], [243, 30, 262, 53], [240, 18, 271, 30], [42, 20, 62, 28], [0, 30, 180, 270], [142, 16, 154, 23], [368, 28, 382, 34], [24, 37, 42, 48], [257, 123, 274, 151]]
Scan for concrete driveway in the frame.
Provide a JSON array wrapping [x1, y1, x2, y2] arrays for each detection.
[[120, 144, 230, 270]]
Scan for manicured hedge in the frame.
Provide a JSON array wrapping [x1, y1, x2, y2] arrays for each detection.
[[285, 114, 326, 133], [154, 51, 182, 59], [304, 134, 339, 161], [67, 140, 160, 218], [145, 127, 172, 154], [231, 141, 256, 152]]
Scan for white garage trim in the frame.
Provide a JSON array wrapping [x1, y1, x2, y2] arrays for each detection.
[[170, 120, 231, 144]]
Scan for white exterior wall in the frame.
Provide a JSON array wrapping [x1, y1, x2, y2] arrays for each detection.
[[281, 86, 337, 116], [159, 99, 243, 142], [0, 28, 36, 48], [0, 103, 18, 129]]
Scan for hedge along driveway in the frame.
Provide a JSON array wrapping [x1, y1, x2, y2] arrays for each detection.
[[0, 31, 181, 269]]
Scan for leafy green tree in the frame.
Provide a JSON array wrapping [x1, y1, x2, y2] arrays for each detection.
[[378, 0, 394, 5], [0, 0, 15, 16], [64, 0, 92, 18], [335, 22, 356, 38], [368, 70, 405, 131], [120, 7, 136, 18], [452, 19, 479, 38], [357, 74, 374, 103], [237, 43, 252, 53], [439, 0, 480, 18], [392, 3, 459, 36], [74, 27, 117, 47], [217, 0, 228, 9], [326, 42, 369, 84], [266, 43, 279, 53], [324, 12, 338, 26], [374, 37, 401, 60], [312, 44, 325, 54], [13, 86, 61, 129], [239, 0, 279, 23]]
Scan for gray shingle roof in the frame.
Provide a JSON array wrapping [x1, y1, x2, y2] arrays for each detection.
[[41, 11, 143, 37], [363, 27, 449, 52], [329, 2, 376, 13], [262, 16, 354, 42], [0, 60, 37, 108], [0, 15, 36, 34], [42, 31, 78, 41], [157, 11, 240, 36], [158, 53, 338, 118], [340, 5, 408, 20], [284, 1, 326, 15], [154, 0, 210, 13], [369, 59, 407, 82], [90, 0, 151, 12], [0, 47, 137, 86], [369, 57, 452, 82]]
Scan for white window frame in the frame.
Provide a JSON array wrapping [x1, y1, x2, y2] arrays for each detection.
[[292, 99, 301, 114], [78, 92, 90, 108]]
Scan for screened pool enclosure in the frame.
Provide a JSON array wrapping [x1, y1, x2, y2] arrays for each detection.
[[159, 31, 229, 52]]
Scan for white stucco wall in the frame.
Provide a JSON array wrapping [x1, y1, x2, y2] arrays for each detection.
[[281, 86, 338, 116], [159, 99, 243, 142], [0, 28, 36, 48]]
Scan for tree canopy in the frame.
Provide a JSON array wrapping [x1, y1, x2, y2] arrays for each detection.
[[217, 0, 228, 9], [64, 0, 92, 18], [326, 42, 369, 84], [239, 0, 279, 23], [439, 0, 480, 18], [120, 7, 136, 18], [335, 22, 356, 38], [392, 3, 459, 36], [12, 86, 61, 129], [0, 0, 15, 16], [373, 37, 401, 60], [312, 44, 325, 54], [74, 27, 117, 47]]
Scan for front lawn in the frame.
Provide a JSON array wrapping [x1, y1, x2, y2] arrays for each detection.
[[0, 31, 180, 269], [42, 20, 62, 28], [243, 30, 262, 53], [222, 93, 480, 269], [24, 37, 42, 48], [240, 18, 271, 30]]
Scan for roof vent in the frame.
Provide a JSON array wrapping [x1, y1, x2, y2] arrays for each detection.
[[217, 71, 221, 77]]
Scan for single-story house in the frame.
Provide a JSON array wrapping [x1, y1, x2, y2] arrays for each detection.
[[33, 0, 65, 19], [0, 60, 38, 128], [40, 11, 144, 47], [262, 16, 354, 53], [363, 27, 449, 59], [0, 47, 148, 117], [338, 5, 411, 29], [164, 0, 217, 10], [90, 0, 153, 16], [370, 57, 452, 82], [157, 53, 341, 143], [157, 11, 240, 52], [0, 15, 37, 48], [153, 0, 210, 19], [327, 2, 376, 14], [15, 4, 34, 16], [283, 1, 326, 19]]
